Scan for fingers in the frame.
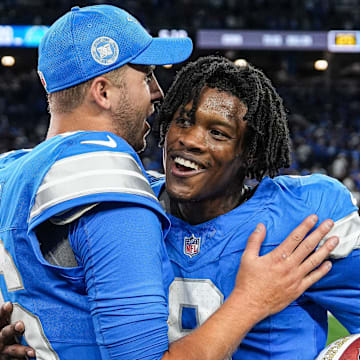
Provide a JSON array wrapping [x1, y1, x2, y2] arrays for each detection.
[[299, 235, 339, 278], [274, 215, 319, 259], [0, 322, 23, 344], [0, 343, 35, 358], [301, 260, 332, 291], [243, 224, 266, 257], [0, 321, 34, 359], [290, 219, 334, 265], [0, 303, 12, 329]]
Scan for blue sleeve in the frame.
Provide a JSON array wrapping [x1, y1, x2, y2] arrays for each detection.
[[307, 248, 360, 333], [296, 174, 357, 221], [69, 202, 170, 359]]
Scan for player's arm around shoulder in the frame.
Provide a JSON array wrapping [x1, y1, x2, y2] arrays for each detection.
[[68, 201, 171, 359], [0, 214, 340, 360]]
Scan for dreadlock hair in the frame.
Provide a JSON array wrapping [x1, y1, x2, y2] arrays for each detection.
[[157, 55, 291, 181]]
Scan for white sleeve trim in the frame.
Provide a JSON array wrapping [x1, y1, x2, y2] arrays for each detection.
[[319, 211, 360, 259]]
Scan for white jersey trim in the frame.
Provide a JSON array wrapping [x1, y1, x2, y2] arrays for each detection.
[[319, 211, 360, 258]]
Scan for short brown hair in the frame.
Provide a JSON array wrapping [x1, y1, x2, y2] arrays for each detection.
[[47, 66, 126, 114]]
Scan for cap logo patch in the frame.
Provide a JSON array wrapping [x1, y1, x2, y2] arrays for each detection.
[[91, 36, 119, 66], [184, 234, 201, 258]]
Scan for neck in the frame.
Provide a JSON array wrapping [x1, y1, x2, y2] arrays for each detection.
[[46, 106, 112, 139], [46, 113, 80, 139], [169, 186, 248, 225]]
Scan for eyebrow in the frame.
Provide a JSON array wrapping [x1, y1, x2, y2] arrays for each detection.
[[129, 64, 155, 73], [142, 65, 155, 73]]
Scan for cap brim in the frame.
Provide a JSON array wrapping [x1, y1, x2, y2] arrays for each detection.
[[130, 37, 193, 65]]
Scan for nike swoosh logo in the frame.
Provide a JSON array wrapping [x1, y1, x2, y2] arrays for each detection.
[[80, 135, 117, 148]]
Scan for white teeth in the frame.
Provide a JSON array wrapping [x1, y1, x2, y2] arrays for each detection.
[[174, 156, 200, 170]]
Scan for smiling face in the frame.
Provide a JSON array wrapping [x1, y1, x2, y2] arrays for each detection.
[[164, 87, 248, 204]]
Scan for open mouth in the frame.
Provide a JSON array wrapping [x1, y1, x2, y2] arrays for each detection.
[[173, 156, 205, 172]]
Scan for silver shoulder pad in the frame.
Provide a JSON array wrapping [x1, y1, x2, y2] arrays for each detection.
[[30, 151, 157, 222]]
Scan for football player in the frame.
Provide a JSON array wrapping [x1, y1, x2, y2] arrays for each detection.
[[152, 55, 360, 359], [0, 7, 339, 360]]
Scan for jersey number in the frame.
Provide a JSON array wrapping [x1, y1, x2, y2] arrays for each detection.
[[168, 278, 231, 359], [0, 239, 59, 360]]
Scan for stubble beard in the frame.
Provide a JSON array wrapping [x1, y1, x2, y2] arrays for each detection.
[[111, 96, 147, 153]]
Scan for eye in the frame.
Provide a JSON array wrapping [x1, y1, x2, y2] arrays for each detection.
[[175, 117, 192, 127], [210, 129, 229, 140], [145, 71, 153, 84]]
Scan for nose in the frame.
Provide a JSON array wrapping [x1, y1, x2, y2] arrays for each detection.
[[150, 74, 164, 104], [178, 125, 206, 153]]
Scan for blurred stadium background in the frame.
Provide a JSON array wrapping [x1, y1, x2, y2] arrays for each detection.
[[0, 0, 358, 344]]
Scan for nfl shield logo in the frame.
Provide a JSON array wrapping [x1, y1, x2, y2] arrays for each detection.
[[184, 234, 201, 258]]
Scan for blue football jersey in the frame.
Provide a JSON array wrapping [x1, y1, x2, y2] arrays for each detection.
[[162, 175, 360, 360], [0, 131, 172, 359]]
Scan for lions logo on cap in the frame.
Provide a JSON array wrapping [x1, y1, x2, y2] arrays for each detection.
[[91, 36, 119, 66]]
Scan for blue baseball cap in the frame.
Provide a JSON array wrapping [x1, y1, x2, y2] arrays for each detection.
[[38, 5, 193, 93]]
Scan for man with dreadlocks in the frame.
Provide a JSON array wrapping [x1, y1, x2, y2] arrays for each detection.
[[150, 55, 360, 359], [0, 55, 355, 359]]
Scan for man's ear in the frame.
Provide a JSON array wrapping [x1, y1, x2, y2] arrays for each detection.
[[89, 76, 112, 110]]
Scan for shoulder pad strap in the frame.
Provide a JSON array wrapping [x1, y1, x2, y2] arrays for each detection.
[[49, 203, 99, 225]]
